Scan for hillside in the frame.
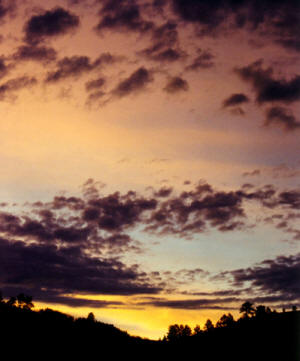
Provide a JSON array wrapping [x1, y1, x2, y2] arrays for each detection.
[[0, 294, 299, 360]]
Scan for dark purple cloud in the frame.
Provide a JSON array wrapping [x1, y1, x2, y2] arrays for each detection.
[[0, 58, 11, 79], [0, 237, 162, 305], [170, 0, 300, 51], [2, 284, 124, 308], [112, 67, 153, 98], [85, 77, 106, 92], [45, 53, 116, 83], [140, 47, 184, 63], [139, 253, 300, 309], [0, 180, 299, 308], [264, 106, 300, 131], [45, 56, 96, 83], [163, 76, 189, 94], [0, 184, 217, 251], [226, 253, 300, 302], [0, 76, 37, 101], [151, 21, 178, 47], [185, 50, 215, 71], [145, 185, 246, 236], [277, 190, 300, 209], [86, 90, 106, 105], [96, 0, 153, 34], [154, 187, 173, 198], [223, 93, 249, 108], [12, 45, 57, 63], [242, 169, 261, 177], [137, 21, 185, 64], [24, 7, 80, 44], [0, 181, 299, 256], [0, 0, 16, 20], [140, 297, 239, 310], [235, 60, 300, 104]]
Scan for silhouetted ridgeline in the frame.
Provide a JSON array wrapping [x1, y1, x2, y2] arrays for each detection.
[[163, 302, 300, 361], [0, 293, 299, 360]]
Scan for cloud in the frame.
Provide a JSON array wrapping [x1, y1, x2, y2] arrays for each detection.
[[86, 90, 106, 105], [0, 237, 162, 306], [183, 289, 246, 297], [45, 53, 116, 83], [45, 56, 96, 83], [96, 0, 153, 34], [0, 189, 158, 245], [277, 190, 300, 209], [272, 7, 300, 52], [146, 182, 300, 237], [137, 21, 185, 63], [223, 93, 249, 108], [269, 164, 300, 179], [146, 184, 246, 236], [185, 50, 214, 71], [264, 106, 300, 131], [278, 38, 300, 52], [0, 0, 16, 21], [1, 180, 299, 253], [226, 253, 300, 302], [170, 0, 300, 51], [163, 76, 189, 94], [85, 77, 106, 92], [24, 7, 80, 44], [0, 57, 11, 79], [230, 107, 245, 116], [141, 253, 300, 309], [93, 192, 158, 232], [0, 211, 88, 244], [174, 268, 209, 282], [241, 185, 300, 210], [0, 180, 299, 307], [171, 0, 235, 34], [12, 45, 57, 63], [151, 21, 178, 47], [36, 295, 124, 308], [2, 284, 124, 308], [153, 187, 173, 198], [140, 297, 239, 310], [235, 60, 300, 104], [112, 67, 153, 98], [242, 169, 261, 177], [140, 47, 184, 63], [0, 76, 37, 101]]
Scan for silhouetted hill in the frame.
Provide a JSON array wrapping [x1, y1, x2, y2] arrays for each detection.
[[0, 294, 299, 360], [164, 307, 300, 361]]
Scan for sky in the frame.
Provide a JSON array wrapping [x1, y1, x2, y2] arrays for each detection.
[[0, 0, 299, 339]]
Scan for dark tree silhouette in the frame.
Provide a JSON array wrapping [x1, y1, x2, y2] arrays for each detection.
[[167, 324, 192, 341], [255, 305, 267, 318], [193, 324, 201, 335], [6, 296, 17, 307], [240, 301, 255, 318], [216, 313, 234, 328], [16, 293, 34, 310], [87, 312, 96, 322], [203, 319, 214, 331]]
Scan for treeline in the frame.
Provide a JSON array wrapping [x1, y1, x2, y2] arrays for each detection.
[[0, 291, 155, 356], [164, 301, 298, 342], [0, 292, 299, 360], [162, 301, 299, 361]]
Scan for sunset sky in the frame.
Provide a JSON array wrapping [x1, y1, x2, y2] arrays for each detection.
[[0, 0, 299, 339]]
